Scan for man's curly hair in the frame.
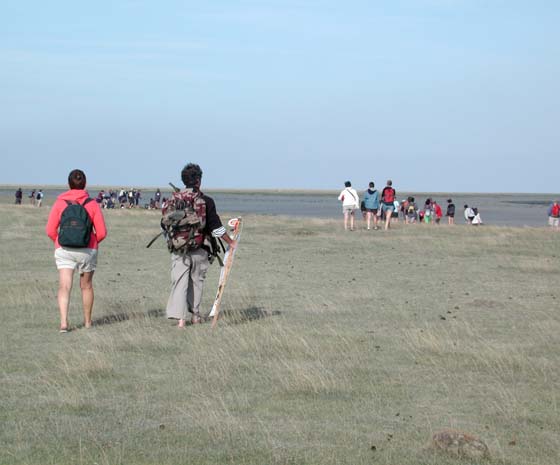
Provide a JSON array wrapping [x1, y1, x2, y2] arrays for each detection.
[[181, 163, 203, 188]]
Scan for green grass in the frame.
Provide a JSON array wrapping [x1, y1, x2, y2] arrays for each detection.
[[0, 204, 559, 464]]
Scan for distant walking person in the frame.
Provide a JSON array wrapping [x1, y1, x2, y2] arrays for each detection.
[[446, 199, 455, 225], [464, 205, 475, 224], [380, 180, 396, 230], [338, 181, 359, 231], [423, 198, 433, 224], [36, 189, 44, 207], [14, 188, 23, 205], [433, 201, 443, 224], [548, 200, 560, 231], [472, 207, 483, 225], [405, 197, 418, 223], [155, 188, 162, 208], [392, 199, 400, 223], [45, 169, 107, 332], [163, 163, 237, 327], [363, 182, 380, 230]]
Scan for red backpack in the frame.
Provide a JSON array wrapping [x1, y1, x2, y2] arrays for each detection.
[[383, 187, 395, 203]]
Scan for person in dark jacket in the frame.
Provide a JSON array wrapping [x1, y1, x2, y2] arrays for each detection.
[[165, 163, 237, 327]]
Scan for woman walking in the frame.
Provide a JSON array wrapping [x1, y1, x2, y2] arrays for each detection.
[[46, 169, 107, 332]]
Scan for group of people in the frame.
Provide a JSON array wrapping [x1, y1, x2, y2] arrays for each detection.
[[339, 181, 560, 230], [338, 180, 398, 231], [14, 188, 44, 206], [463, 204, 484, 225], [17, 186, 166, 210], [94, 189, 166, 209], [95, 188, 151, 209], [45, 166, 236, 332], [338, 180, 464, 230]]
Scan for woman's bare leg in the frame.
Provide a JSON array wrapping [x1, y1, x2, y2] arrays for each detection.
[[58, 269, 74, 329], [384, 209, 392, 230], [80, 271, 95, 328]]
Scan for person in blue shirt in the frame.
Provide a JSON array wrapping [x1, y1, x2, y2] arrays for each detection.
[[363, 182, 380, 230]]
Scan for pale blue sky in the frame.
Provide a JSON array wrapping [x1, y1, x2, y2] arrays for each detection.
[[1, 1, 559, 192]]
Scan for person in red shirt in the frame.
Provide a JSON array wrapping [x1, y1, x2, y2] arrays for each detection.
[[46, 169, 107, 332], [380, 180, 396, 230], [549, 200, 560, 231], [433, 201, 443, 224]]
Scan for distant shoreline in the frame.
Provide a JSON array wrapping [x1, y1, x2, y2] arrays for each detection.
[[0, 184, 558, 197]]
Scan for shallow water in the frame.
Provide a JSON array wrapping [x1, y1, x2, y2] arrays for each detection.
[[1, 187, 558, 227]]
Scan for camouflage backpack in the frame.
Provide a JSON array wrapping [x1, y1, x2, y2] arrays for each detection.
[[161, 190, 206, 253]]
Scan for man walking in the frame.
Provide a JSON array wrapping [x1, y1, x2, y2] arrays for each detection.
[[338, 181, 360, 231], [446, 199, 455, 225], [380, 180, 396, 230], [163, 163, 236, 327], [36, 189, 44, 207]]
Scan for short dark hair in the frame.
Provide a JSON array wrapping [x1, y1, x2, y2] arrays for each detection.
[[344, 181, 351, 187], [386, 180, 392, 186], [369, 182, 375, 188], [68, 169, 86, 190], [181, 163, 203, 188]]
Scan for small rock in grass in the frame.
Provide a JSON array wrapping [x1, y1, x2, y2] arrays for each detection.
[[430, 429, 489, 460]]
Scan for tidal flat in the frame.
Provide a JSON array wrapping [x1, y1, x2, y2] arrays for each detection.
[[1, 204, 559, 464]]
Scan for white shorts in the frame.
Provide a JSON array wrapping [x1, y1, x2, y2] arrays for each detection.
[[549, 217, 559, 227], [55, 247, 98, 273]]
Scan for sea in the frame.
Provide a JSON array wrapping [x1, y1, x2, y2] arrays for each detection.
[[2, 187, 558, 228]]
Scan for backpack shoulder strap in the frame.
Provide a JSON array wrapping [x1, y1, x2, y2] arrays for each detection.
[[82, 198, 94, 207], [346, 188, 357, 201]]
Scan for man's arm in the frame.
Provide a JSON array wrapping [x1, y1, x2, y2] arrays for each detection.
[[205, 195, 237, 249]]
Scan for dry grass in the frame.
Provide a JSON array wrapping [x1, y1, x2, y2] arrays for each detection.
[[0, 204, 559, 464]]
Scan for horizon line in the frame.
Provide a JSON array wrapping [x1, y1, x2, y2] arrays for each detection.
[[1, 184, 559, 197]]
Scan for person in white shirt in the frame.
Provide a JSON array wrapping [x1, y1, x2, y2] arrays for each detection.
[[464, 204, 475, 224], [338, 181, 360, 231], [471, 208, 483, 225]]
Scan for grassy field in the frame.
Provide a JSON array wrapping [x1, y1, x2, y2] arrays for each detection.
[[1, 204, 559, 465]]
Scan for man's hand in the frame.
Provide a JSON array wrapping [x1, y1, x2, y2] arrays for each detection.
[[222, 233, 237, 250]]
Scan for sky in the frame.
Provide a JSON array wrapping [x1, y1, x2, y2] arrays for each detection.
[[1, 0, 559, 192]]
